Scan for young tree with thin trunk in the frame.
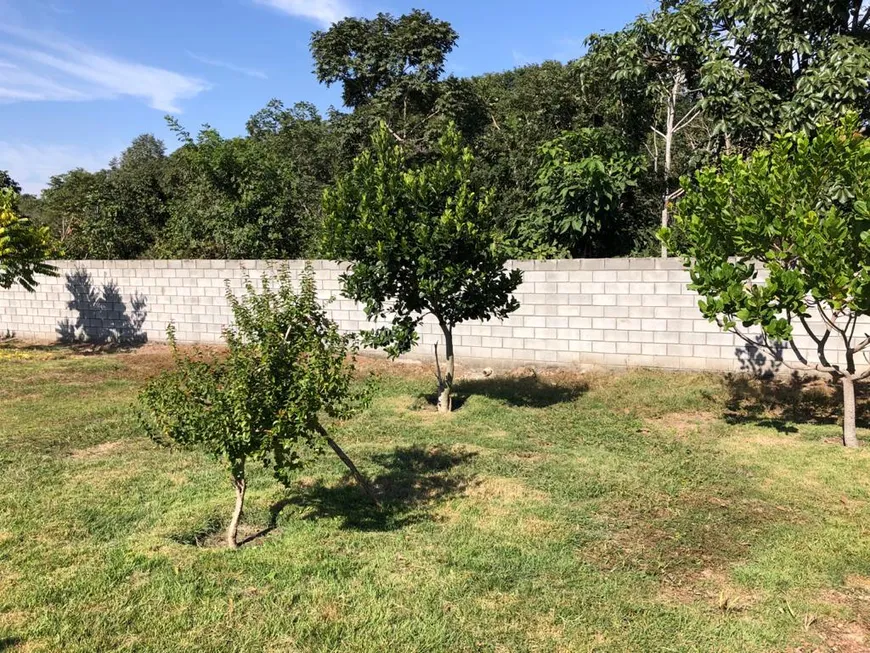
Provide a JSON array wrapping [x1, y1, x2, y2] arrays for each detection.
[[139, 265, 375, 548], [662, 115, 870, 447], [323, 122, 522, 412]]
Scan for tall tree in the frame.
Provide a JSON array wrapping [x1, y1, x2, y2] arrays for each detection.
[[160, 117, 317, 259], [0, 171, 21, 195], [311, 10, 460, 150], [323, 123, 522, 412], [698, 0, 870, 151], [583, 0, 713, 255]]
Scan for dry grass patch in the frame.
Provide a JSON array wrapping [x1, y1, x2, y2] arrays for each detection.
[[465, 477, 550, 503], [69, 440, 127, 460]]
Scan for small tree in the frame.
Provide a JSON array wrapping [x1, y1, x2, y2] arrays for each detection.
[[662, 115, 870, 447], [0, 189, 55, 292], [139, 266, 375, 548], [323, 122, 522, 412]]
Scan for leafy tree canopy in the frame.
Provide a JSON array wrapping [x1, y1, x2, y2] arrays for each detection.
[[0, 189, 55, 291], [323, 122, 521, 410], [662, 114, 870, 446]]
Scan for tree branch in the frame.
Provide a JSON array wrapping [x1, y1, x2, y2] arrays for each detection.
[[673, 108, 702, 133]]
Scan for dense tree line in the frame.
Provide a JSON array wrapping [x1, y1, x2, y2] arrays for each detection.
[[7, 0, 870, 260]]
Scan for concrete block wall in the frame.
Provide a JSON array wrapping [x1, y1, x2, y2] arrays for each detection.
[[0, 258, 863, 374]]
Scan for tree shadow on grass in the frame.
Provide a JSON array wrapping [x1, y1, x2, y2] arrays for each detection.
[[289, 445, 478, 531], [723, 371, 870, 433], [415, 375, 589, 410], [0, 638, 23, 651]]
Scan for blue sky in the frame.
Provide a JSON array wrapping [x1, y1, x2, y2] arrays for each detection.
[[0, 0, 654, 194]]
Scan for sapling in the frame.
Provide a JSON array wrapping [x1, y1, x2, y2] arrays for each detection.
[[140, 265, 375, 548], [323, 122, 522, 412], [662, 115, 870, 447]]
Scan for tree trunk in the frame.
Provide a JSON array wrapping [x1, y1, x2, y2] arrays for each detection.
[[315, 423, 380, 508], [227, 470, 246, 549], [660, 76, 679, 259], [842, 376, 860, 448], [437, 324, 454, 413]]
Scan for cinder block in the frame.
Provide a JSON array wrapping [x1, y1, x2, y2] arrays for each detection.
[[592, 271, 618, 282], [604, 306, 630, 318], [667, 344, 693, 357]]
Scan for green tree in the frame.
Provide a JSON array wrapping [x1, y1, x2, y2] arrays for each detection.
[[311, 9, 456, 112], [311, 10, 463, 154], [520, 128, 645, 258], [139, 266, 375, 548], [161, 123, 303, 258], [0, 171, 21, 195], [696, 0, 870, 151], [0, 189, 55, 291], [662, 115, 870, 447], [323, 123, 522, 412], [583, 1, 712, 255], [39, 135, 169, 259]]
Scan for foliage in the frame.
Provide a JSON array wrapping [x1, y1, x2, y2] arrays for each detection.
[[0, 170, 21, 195], [139, 265, 370, 546], [38, 136, 169, 259], [696, 0, 870, 152], [159, 108, 334, 259], [323, 122, 521, 410], [14, 4, 870, 260], [662, 114, 870, 445], [517, 128, 645, 258], [324, 122, 522, 353], [0, 189, 55, 291], [311, 9, 457, 111]]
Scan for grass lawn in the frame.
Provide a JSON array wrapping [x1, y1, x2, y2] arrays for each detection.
[[2, 343, 870, 652]]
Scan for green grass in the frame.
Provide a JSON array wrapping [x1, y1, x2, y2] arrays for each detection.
[[2, 344, 870, 651]]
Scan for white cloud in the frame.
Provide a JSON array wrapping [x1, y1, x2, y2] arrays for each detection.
[[0, 25, 209, 112], [186, 51, 267, 79], [0, 142, 116, 195], [253, 0, 352, 27]]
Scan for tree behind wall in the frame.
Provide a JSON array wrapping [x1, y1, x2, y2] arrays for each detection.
[[323, 122, 522, 412], [662, 114, 870, 447]]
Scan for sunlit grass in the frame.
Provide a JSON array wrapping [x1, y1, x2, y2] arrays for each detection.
[[1, 343, 869, 651]]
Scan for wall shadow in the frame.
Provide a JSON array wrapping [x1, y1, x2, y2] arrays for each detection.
[[56, 268, 148, 347], [288, 445, 477, 531]]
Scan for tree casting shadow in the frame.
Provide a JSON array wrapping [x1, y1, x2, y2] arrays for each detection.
[[288, 445, 478, 531], [415, 374, 589, 410], [723, 371, 869, 432], [56, 268, 148, 347]]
